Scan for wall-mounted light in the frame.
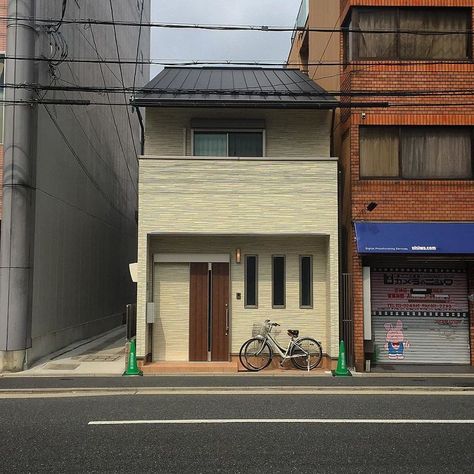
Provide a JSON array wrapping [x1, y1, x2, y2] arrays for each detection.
[[361, 112, 367, 120], [235, 248, 241, 264], [354, 201, 378, 221], [366, 202, 378, 212]]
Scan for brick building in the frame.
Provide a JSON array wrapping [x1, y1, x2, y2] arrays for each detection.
[[289, 0, 474, 370]]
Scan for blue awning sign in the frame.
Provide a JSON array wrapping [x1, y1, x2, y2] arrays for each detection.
[[354, 222, 474, 254]]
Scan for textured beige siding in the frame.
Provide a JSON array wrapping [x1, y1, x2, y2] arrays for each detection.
[[145, 108, 332, 157], [137, 158, 339, 358], [149, 236, 329, 356], [139, 159, 338, 235], [152, 263, 190, 361]]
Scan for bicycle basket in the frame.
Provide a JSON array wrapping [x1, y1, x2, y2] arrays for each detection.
[[252, 322, 270, 338], [251, 321, 280, 338]]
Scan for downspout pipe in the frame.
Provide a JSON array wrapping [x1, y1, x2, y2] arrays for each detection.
[[0, 0, 36, 372], [134, 105, 145, 155]]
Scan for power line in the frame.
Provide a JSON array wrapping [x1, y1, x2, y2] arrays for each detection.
[[132, 0, 145, 95], [108, 0, 139, 163], [4, 98, 474, 109], [5, 54, 474, 69], [4, 82, 474, 98], [43, 104, 136, 224], [87, 21, 138, 196], [1, 15, 472, 35]]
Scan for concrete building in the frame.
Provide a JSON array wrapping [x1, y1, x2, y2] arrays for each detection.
[[132, 67, 340, 370], [0, 0, 150, 371], [289, 0, 474, 370]]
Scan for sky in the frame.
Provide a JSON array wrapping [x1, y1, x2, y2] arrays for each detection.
[[150, 0, 302, 78]]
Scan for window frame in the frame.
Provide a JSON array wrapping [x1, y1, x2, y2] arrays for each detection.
[[244, 254, 258, 309], [191, 128, 266, 157], [344, 6, 472, 63], [271, 255, 286, 309], [299, 255, 313, 309], [359, 125, 474, 181]]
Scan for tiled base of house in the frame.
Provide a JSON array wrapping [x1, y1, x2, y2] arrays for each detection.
[[139, 360, 239, 374], [138, 355, 336, 374]]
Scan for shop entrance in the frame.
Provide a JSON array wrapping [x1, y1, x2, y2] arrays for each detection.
[[371, 265, 470, 364], [189, 262, 230, 361]]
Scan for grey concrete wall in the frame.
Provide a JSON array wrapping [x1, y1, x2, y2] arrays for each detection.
[[23, 1, 150, 363]]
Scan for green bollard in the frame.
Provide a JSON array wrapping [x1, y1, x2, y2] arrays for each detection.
[[123, 338, 143, 376], [331, 340, 352, 377]]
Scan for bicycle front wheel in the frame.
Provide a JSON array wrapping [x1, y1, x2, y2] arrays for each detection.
[[290, 337, 322, 370], [241, 338, 272, 371], [239, 338, 256, 371]]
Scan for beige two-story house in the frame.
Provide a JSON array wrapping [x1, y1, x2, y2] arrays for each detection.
[[132, 67, 340, 371]]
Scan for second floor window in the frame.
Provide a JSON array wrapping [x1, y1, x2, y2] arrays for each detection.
[[360, 126, 473, 180], [193, 131, 264, 157], [345, 7, 471, 61]]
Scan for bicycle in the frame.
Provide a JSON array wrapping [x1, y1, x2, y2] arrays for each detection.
[[239, 320, 322, 371]]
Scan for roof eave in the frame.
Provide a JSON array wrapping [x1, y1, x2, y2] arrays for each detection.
[[131, 98, 339, 109]]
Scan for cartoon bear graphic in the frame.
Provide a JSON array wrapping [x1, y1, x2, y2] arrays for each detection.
[[384, 320, 410, 360]]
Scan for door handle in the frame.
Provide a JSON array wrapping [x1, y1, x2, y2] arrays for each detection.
[[225, 304, 229, 336]]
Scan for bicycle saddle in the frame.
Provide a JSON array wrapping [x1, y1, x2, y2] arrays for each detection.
[[287, 329, 299, 338]]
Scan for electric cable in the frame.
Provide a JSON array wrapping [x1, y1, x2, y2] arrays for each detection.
[[0, 15, 471, 35], [109, 0, 140, 163], [43, 103, 136, 224], [88, 22, 138, 196]]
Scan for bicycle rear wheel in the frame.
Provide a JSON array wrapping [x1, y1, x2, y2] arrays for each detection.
[[290, 337, 322, 370], [240, 338, 272, 371]]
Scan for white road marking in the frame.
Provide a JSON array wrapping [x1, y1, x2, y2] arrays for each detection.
[[88, 418, 474, 426]]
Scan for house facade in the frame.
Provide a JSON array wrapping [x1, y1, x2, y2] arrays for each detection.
[[0, 1, 150, 371], [133, 67, 340, 368], [289, 0, 474, 370]]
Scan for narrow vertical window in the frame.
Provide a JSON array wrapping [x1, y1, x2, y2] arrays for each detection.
[[300, 256, 313, 308], [272, 256, 285, 308], [244, 255, 258, 308]]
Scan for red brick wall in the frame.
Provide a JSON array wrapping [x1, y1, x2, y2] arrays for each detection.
[[338, 0, 474, 369]]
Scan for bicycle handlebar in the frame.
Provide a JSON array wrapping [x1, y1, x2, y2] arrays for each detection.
[[264, 320, 280, 327]]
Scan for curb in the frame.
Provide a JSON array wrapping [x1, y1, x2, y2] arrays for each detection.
[[1, 385, 473, 399]]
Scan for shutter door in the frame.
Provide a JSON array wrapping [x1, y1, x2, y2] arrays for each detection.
[[371, 266, 470, 364]]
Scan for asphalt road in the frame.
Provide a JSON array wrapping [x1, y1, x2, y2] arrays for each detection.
[[1, 375, 474, 389], [1, 392, 473, 473]]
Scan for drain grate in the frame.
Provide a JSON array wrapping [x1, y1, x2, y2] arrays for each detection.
[[44, 363, 80, 370], [79, 354, 122, 362]]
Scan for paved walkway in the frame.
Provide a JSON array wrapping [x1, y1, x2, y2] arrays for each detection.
[[15, 326, 127, 377]]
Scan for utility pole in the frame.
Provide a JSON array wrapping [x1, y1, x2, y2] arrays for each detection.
[[0, 0, 36, 371]]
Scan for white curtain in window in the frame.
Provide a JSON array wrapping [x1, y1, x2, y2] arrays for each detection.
[[360, 127, 399, 177], [400, 9, 469, 60], [356, 9, 398, 59], [193, 133, 227, 156], [401, 128, 472, 178]]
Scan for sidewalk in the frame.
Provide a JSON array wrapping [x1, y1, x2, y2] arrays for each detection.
[[2, 326, 473, 378], [12, 326, 127, 377]]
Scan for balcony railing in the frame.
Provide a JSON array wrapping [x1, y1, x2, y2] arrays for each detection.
[[291, 0, 309, 42]]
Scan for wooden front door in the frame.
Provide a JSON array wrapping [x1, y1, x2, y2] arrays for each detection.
[[189, 263, 209, 361], [211, 263, 230, 361], [189, 262, 229, 362]]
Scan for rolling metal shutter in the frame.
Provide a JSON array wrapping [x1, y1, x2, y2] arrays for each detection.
[[372, 266, 470, 364]]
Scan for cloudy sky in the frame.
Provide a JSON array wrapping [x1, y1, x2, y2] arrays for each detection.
[[150, 0, 302, 78]]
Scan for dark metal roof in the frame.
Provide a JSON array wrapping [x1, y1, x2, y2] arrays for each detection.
[[132, 67, 338, 109]]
